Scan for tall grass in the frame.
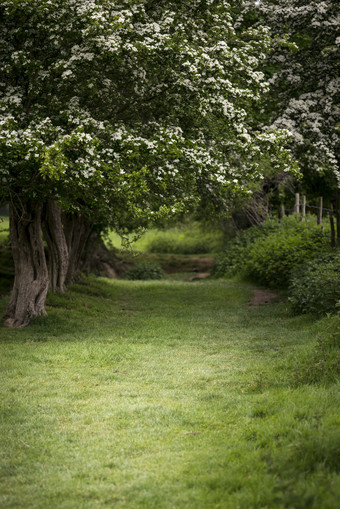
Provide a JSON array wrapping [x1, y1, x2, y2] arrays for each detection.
[[0, 277, 339, 508]]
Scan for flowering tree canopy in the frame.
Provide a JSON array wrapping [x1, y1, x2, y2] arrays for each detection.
[[0, 0, 297, 218], [251, 0, 340, 195], [0, 0, 297, 326]]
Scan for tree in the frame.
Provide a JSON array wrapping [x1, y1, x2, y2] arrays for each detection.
[[249, 0, 340, 198], [0, 0, 297, 327]]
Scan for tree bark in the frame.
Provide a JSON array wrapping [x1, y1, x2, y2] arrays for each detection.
[[5, 200, 49, 328], [81, 230, 131, 278], [62, 213, 94, 285], [42, 200, 68, 293]]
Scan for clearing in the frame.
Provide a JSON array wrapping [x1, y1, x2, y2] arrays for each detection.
[[0, 276, 339, 508]]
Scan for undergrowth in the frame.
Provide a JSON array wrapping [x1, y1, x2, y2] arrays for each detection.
[[215, 215, 332, 287], [123, 260, 165, 280], [289, 253, 340, 315], [292, 308, 340, 387], [215, 215, 339, 315]]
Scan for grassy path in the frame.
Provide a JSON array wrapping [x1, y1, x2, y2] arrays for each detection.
[[0, 277, 339, 508]]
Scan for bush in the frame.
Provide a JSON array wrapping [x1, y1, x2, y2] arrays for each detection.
[[122, 261, 164, 280], [214, 216, 284, 277], [244, 226, 331, 287], [215, 215, 333, 287], [289, 253, 340, 315]]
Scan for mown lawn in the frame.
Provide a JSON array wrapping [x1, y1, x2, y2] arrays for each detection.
[[0, 277, 339, 508]]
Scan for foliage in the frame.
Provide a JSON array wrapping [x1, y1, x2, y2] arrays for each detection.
[[0, 0, 299, 227], [0, 0, 303, 326], [215, 215, 286, 277], [250, 0, 340, 194], [289, 253, 340, 315], [122, 260, 164, 280], [0, 277, 339, 507], [244, 224, 331, 287], [215, 215, 332, 287]]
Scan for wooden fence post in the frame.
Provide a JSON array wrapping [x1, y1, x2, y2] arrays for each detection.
[[280, 204, 285, 219], [330, 204, 336, 248], [317, 197, 323, 225], [336, 192, 340, 248], [300, 195, 306, 221], [294, 193, 300, 214]]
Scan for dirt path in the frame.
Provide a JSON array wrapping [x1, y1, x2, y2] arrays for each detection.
[[247, 289, 277, 309], [188, 272, 211, 281], [161, 256, 215, 274]]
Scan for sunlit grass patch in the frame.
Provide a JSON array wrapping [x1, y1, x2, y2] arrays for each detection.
[[106, 221, 224, 255], [0, 218, 9, 243]]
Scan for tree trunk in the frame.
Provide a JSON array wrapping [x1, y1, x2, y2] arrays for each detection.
[[81, 230, 130, 278], [5, 201, 49, 328], [42, 200, 68, 293], [62, 213, 93, 285]]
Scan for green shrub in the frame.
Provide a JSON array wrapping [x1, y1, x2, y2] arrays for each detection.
[[289, 253, 340, 315], [215, 215, 332, 287], [292, 307, 340, 386], [122, 261, 164, 280], [244, 226, 331, 287], [215, 215, 303, 278]]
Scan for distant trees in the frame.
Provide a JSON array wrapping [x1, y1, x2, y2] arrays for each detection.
[[0, 0, 296, 327]]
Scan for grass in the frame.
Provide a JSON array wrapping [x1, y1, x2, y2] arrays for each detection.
[[0, 277, 339, 508], [106, 221, 224, 255], [0, 218, 9, 243]]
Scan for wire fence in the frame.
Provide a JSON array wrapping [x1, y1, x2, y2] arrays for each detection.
[[284, 204, 338, 214], [281, 193, 340, 248], [281, 194, 339, 215]]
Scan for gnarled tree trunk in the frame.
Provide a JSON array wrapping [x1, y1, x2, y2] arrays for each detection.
[[62, 213, 94, 285], [5, 200, 49, 328], [42, 200, 68, 293]]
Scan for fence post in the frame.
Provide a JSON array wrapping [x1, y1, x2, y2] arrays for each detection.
[[294, 193, 300, 214], [336, 192, 340, 248], [330, 204, 336, 248], [317, 197, 323, 225], [300, 195, 306, 221], [280, 204, 285, 219]]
